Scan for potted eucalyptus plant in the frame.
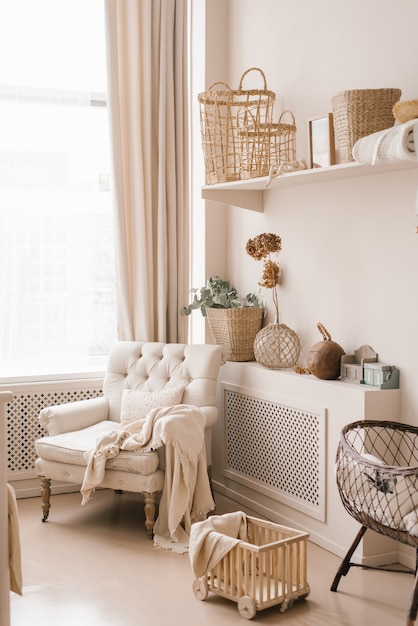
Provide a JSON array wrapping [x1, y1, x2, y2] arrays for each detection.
[[181, 276, 264, 362]]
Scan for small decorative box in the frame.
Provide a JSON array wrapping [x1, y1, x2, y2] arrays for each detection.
[[361, 363, 399, 389], [340, 345, 377, 384]]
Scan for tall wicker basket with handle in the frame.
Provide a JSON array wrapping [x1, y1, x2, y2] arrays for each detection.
[[332, 88, 401, 163], [198, 68, 275, 184]]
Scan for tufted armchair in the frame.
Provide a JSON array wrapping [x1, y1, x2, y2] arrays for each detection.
[[35, 341, 225, 538]]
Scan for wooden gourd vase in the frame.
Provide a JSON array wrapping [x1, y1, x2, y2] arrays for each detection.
[[306, 322, 345, 379]]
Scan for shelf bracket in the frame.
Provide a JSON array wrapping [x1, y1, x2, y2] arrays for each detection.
[[201, 188, 263, 212]]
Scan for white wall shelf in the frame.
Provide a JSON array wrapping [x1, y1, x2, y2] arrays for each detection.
[[202, 161, 417, 211]]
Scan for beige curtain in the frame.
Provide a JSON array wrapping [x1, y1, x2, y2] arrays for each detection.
[[104, 0, 189, 343]]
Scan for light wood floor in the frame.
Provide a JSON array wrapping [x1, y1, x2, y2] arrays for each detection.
[[10, 488, 417, 626]]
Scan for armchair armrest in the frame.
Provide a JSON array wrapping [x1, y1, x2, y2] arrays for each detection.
[[200, 406, 218, 429], [39, 397, 109, 436]]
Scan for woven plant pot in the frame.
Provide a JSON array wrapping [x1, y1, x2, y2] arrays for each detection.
[[332, 88, 401, 163], [206, 307, 263, 362], [253, 323, 301, 369]]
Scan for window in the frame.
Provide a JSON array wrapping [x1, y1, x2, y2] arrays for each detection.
[[0, 0, 116, 374]]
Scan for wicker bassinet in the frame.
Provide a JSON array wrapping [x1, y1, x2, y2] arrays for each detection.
[[335, 420, 418, 544], [333, 420, 418, 626]]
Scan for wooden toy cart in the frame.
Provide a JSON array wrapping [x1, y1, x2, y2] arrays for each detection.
[[192, 516, 310, 619]]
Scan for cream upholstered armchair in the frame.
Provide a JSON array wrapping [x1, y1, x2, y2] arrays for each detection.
[[35, 341, 225, 538]]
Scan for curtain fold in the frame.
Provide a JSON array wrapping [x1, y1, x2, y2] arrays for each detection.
[[104, 0, 189, 343]]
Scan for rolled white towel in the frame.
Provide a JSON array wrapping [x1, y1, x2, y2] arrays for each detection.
[[352, 119, 418, 164]]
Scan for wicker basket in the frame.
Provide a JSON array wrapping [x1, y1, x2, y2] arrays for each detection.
[[206, 307, 263, 362], [238, 110, 297, 179], [198, 68, 275, 184], [332, 88, 401, 163]]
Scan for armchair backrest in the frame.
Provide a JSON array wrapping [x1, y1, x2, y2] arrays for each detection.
[[103, 341, 225, 426]]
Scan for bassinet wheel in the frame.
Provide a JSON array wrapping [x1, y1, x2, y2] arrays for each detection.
[[192, 578, 208, 601], [238, 595, 257, 619]]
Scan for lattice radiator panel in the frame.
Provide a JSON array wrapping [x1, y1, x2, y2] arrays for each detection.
[[3, 380, 103, 479], [222, 384, 326, 521]]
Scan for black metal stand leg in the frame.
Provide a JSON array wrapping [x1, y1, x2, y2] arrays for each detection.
[[407, 551, 418, 626], [331, 525, 368, 592]]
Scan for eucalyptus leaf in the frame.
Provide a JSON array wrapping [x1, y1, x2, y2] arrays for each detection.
[[181, 276, 264, 317]]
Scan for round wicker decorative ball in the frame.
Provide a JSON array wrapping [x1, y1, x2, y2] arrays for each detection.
[[253, 323, 301, 369]]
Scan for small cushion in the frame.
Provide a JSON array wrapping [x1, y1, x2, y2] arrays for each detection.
[[36, 421, 159, 475], [119, 386, 184, 428]]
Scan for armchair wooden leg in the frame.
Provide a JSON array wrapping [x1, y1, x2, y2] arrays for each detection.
[[40, 477, 51, 522], [144, 493, 156, 539]]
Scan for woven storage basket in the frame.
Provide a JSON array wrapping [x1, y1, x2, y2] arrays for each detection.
[[206, 307, 263, 362], [332, 88, 401, 163], [198, 68, 275, 184], [238, 110, 296, 179]]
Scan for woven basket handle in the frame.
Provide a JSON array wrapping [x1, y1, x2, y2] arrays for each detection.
[[238, 67, 268, 93], [206, 81, 233, 93], [278, 109, 296, 125]]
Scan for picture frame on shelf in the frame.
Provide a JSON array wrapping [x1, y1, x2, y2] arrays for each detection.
[[308, 113, 336, 168]]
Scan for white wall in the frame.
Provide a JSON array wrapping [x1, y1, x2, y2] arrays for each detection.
[[203, 0, 418, 425]]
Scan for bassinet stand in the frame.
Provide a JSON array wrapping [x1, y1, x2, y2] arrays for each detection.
[[331, 524, 418, 626]]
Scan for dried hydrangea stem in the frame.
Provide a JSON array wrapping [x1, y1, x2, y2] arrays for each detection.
[[272, 285, 280, 323]]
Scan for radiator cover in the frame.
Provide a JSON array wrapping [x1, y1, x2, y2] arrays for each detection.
[[3, 379, 103, 480], [221, 383, 326, 521]]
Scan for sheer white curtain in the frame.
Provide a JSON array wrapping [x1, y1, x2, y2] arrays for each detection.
[[0, 1, 116, 369], [104, 0, 190, 343]]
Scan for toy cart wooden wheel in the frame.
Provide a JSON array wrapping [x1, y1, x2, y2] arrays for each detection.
[[192, 578, 209, 601], [238, 595, 257, 619]]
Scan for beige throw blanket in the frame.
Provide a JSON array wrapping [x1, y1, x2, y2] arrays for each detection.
[[8, 484, 22, 595], [189, 511, 248, 578], [81, 404, 215, 553]]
